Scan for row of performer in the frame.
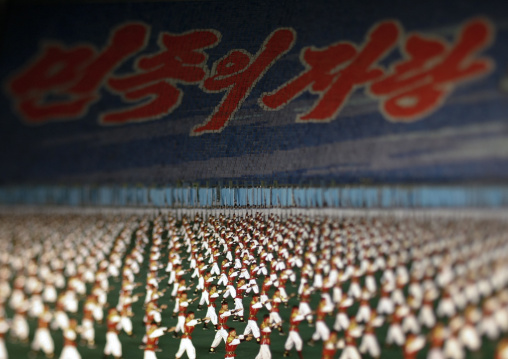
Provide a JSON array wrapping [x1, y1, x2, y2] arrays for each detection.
[[0, 212, 508, 358]]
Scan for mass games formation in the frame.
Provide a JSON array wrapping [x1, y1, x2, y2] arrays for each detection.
[[0, 211, 507, 359]]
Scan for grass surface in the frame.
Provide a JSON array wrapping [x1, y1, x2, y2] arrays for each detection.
[[2, 215, 504, 359]]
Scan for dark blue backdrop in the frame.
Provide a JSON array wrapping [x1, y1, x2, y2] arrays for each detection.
[[1, 0, 508, 186]]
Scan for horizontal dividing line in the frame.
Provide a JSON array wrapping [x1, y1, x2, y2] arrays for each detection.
[[1, 184, 508, 209], [2, 205, 508, 220]]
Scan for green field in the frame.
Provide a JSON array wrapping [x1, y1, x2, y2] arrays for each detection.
[[2, 213, 505, 359]]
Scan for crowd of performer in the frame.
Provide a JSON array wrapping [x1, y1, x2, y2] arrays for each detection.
[[0, 211, 507, 359]]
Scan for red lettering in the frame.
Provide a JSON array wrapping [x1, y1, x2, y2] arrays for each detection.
[[7, 18, 494, 130], [369, 18, 494, 121], [192, 28, 296, 135], [102, 29, 220, 124], [260, 21, 400, 122], [7, 23, 148, 124]]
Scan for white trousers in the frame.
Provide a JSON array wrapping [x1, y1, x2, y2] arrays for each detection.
[[175, 338, 196, 359], [143, 350, 158, 359], [171, 284, 179, 297], [348, 283, 361, 299], [217, 275, 227, 287], [284, 331, 303, 351], [104, 332, 122, 357], [444, 338, 464, 359], [199, 290, 209, 306], [121, 316, 132, 335], [478, 317, 499, 340], [59, 346, 81, 359], [12, 315, 29, 340], [255, 344, 271, 359], [32, 328, 54, 354], [419, 306, 436, 328], [52, 311, 69, 331], [81, 319, 94, 342], [43, 286, 57, 303], [205, 306, 218, 325], [339, 346, 361, 359], [427, 348, 445, 359], [355, 306, 371, 323], [175, 316, 185, 333], [247, 280, 259, 294], [386, 324, 405, 346], [365, 276, 376, 293], [29, 298, 44, 317], [269, 312, 282, 325], [312, 321, 330, 341], [260, 295, 272, 311], [334, 313, 349, 331], [0, 339, 6, 359], [437, 299, 456, 318], [403, 315, 420, 334], [93, 306, 103, 322], [234, 298, 244, 317], [460, 327, 480, 351], [359, 334, 380, 357], [243, 320, 261, 338], [224, 286, 236, 299], [377, 298, 394, 315], [210, 264, 220, 276], [211, 328, 228, 348]]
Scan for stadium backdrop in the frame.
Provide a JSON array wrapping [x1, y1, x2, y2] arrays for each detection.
[[0, 0, 508, 207]]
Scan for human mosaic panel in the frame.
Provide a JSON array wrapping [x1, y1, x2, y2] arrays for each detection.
[[6, 18, 492, 134], [0, 212, 507, 359]]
